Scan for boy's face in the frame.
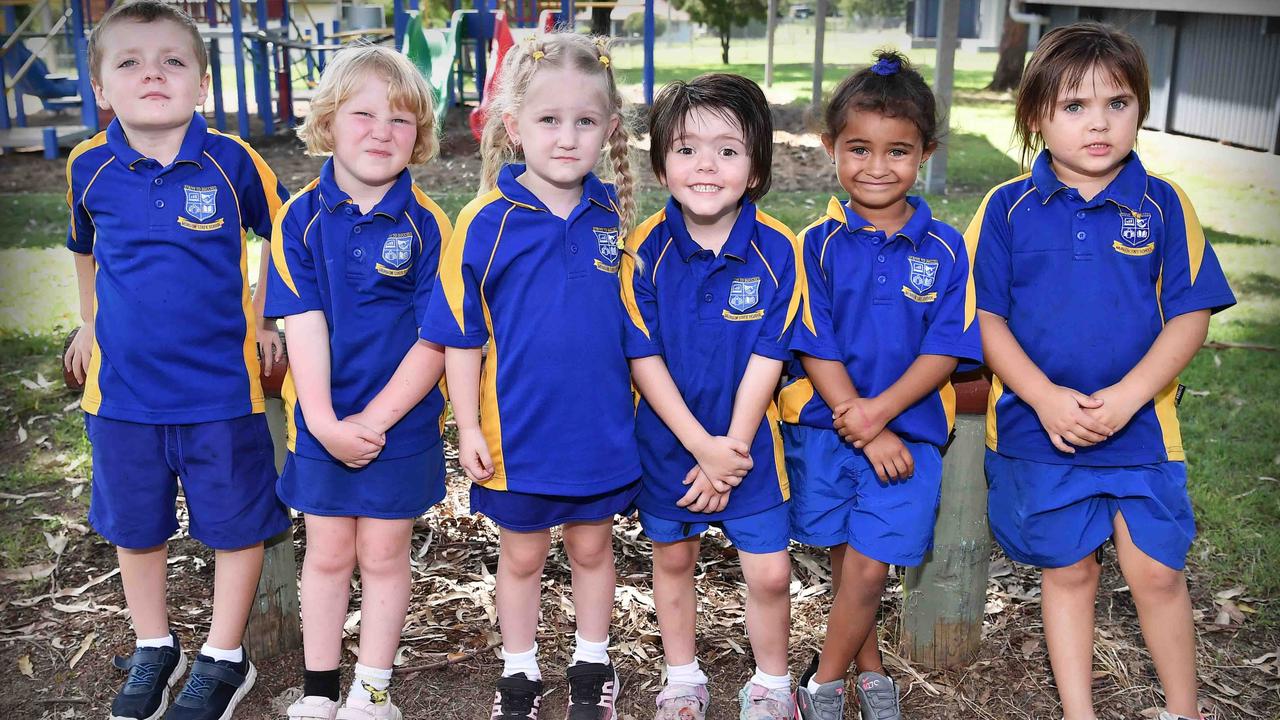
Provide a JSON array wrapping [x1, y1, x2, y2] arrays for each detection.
[[329, 73, 418, 194], [660, 106, 752, 227], [1032, 64, 1139, 192], [92, 18, 208, 136]]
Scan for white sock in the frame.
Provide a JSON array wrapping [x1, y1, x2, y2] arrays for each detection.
[[571, 631, 610, 666], [751, 667, 791, 691], [501, 643, 541, 681], [806, 675, 825, 694], [347, 663, 392, 706], [665, 659, 708, 686], [199, 643, 243, 663], [136, 633, 174, 650]]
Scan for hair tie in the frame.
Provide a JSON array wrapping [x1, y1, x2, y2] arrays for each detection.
[[598, 54, 611, 68], [871, 58, 900, 76], [532, 49, 545, 61]]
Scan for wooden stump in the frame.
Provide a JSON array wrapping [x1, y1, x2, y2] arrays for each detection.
[[899, 411, 991, 670]]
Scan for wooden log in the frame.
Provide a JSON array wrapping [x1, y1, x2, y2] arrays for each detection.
[[899, 393, 991, 669]]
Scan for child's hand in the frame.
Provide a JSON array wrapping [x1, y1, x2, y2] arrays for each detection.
[[256, 323, 284, 376], [457, 426, 495, 483], [316, 419, 385, 468], [1082, 384, 1144, 437], [692, 435, 752, 489], [832, 397, 889, 448], [1031, 385, 1114, 454], [342, 410, 386, 437], [676, 465, 730, 514], [64, 324, 94, 385], [862, 428, 914, 484]]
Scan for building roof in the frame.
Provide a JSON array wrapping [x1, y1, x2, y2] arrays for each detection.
[[575, 0, 691, 23], [1031, 0, 1280, 17]]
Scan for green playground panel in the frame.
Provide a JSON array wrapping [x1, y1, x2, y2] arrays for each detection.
[[403, 12, 457, 126]]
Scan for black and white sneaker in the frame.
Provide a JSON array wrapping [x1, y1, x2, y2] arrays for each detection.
[[163, 654, 256, 720], [109, 634, 187, 720], [490, 672, 544, 719], [564, 662, 619, 720]]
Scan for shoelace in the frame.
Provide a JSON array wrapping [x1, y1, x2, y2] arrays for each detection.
[[177, 670, 216, 702], [124, 662, 160, 692]]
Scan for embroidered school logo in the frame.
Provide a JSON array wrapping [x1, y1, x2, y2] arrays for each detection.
[[184, 185, 217, 221], [177, 185, 224, 231], [375, 232, 414, 277], [1114, 211, 1155, 256], [593, 226, 621, 273], [902, 256, 939, 303], [728, 277, 760, 312]]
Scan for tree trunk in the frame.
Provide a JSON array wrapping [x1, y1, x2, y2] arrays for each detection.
[[988, 13, 1029, 91], [590, 6, 611, 36], [720, 24, 730, 64]]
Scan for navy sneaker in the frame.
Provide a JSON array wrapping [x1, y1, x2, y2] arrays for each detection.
[[163, 653, 256, 720], [491, 673, 544, 719], [110, 634, 187, 720], [565, 662, 619, 720]]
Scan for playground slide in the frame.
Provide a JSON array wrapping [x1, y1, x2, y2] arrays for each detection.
[[1, 37, 79, 111], [467, 11, 513, 141], [402, 13, 456, 127]]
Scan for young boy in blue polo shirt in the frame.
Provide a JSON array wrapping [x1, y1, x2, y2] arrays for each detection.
[[62, 3, 289, 719], [781, 52, 982, 720], [973, 23, 1234, 720]]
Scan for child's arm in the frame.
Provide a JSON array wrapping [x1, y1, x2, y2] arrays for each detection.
[[833, 354, 958, 448], [445, 346, 493, 482], [1085, 310, 1209, 433], [251, 240, 283, 376], [64, 253, 96, 384], [284, 311, 385, 467], [630, 356, 752, 491], [979, 310, 1112, 454], [344, 340, 446, 435]]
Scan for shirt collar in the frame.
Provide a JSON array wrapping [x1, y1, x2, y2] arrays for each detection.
[[665, 196, 757, 262], [315, 159, 413, 220], [108, 112, 208, 171], [496, 164, 617, 215], [825, 195, 932, 247], [1031, 149, 1149, 212]]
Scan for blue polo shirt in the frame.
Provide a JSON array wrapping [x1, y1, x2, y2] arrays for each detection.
[[264, 160, 451, 461], [65, 113, 287, 424], [779, 196, 982, 447], [972, 150, 1235, 465], [421, 164, 640, 495], [621, 198, 801, 522]]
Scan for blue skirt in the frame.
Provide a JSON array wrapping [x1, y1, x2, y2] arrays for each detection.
[[278, 440, 446, 519], [471, 480, 640, 531]]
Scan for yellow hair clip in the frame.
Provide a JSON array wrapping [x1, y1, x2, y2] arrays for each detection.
[[598, 54, 611, 68], [532, 49, 545, 61]]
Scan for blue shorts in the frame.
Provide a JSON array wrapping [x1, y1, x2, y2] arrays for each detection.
[[278, 440, 446, 519], [471, 480, 640, 531], [86, 413, 289, 550], [638, 502, 791, 554], [782, 424, 942, 567], [986, 451, 1195, 571]]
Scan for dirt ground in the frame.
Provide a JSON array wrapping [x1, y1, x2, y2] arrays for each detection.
[[1, 109, 1278, 719]]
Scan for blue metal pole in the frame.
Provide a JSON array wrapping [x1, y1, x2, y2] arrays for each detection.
[[280, 0, 293, 125], [304, 28, 314, 83], [206, 0, 226, 132], [1, 6, 15, 131], [560, 0, 573, 28], [70, 0, 97, 131], [643, 0, 654, 104], [0, 53, 10, 131], [473, 0, 488, 105], [254, 0, 274, 135], [230, 0, 250, 138], [42, 126, 57, 159], [315, 23, 326, 72], [393, 0, 406, 50]]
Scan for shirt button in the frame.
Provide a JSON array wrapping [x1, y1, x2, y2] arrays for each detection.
[[353, 247, 363, 258], [345, 207, 354, 215], [703, 293, 713, 303], [354, 226, 362, 234], [570, 244, 578, 254], [877, 275, 886, 285], [877, 254, 886, 263], [154, 199, 164, 208], [153, 177, 163, 186], [1076, 211, 1085, 219], [1076, 231, 1087, 240], [872, 238, 881, 245]]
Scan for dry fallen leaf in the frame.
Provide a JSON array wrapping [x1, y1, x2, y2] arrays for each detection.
[[0, 561, 56, 583], [69, 631, 97, 669], [17, 654, 33, 678]]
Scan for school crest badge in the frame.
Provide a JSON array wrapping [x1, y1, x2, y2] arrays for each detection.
[[376, 232, 414, 277], [594, 226, 620, 263], [183, 185, 218, 222], [728, 277, 761, 312], [1114, 211, 1155, 256], [908, 256, 938, 293]]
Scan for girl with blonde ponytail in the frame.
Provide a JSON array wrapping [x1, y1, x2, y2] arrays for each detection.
[[421, 29, 641, 720]]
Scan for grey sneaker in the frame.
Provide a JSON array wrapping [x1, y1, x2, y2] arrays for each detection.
[[654, 683, 708, 720], [853, 671, 899, 720], [793, 658, 844, 720], [737, 682, 792, 719]]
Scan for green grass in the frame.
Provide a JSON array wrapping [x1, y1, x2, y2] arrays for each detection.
[[0, 194, 67, 250]]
